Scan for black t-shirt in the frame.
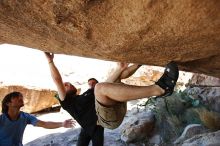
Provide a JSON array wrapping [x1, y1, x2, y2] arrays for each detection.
[[59, 89, 98, 135]]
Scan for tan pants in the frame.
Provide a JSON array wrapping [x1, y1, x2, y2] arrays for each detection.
[[95, 100, 127, 129]]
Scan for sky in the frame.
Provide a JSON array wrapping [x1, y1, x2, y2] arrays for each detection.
[[0, 44, 114, 90]]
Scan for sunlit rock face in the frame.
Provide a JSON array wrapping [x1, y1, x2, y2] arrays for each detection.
[[0, 0, 220, 78], [0, 85, 58, 113]]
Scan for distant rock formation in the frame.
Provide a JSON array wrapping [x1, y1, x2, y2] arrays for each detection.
[[0, 85, 58, 113]]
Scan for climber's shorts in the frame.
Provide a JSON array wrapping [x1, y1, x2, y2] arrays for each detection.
[[95, 99, 127, 129]]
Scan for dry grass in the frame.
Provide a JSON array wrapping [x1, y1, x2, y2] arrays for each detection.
[[195, 108, 220, 130]]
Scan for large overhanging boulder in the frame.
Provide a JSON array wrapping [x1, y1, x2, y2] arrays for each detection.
[[0, 0, 220, 78]]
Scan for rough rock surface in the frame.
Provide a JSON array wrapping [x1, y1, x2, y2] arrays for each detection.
[[186, 73, 220, 112], [181, 130, 220, 146], [188, 73, 220, 87], [0, 85, 58, 113], [121, 110, 155, 143], [174, 124, 209, 145], [0, 0, 220, 78], [25, 128, 126, 146]]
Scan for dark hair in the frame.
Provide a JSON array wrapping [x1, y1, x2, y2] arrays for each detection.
[[88, 78, 98, 83], [64, 82, 77, 95], [2, 91, 22, 113]]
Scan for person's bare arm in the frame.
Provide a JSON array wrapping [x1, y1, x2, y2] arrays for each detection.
[[105, 62, 129, 83], [36, 119, 76, 129], [44, 52, 66, 101], [120, 64, 142, 80]]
